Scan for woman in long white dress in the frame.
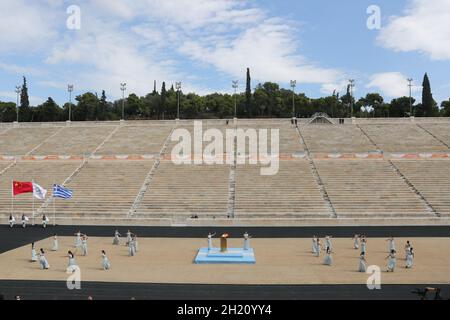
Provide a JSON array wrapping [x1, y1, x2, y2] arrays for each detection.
[[315, 238, 321, 257], [52, 235, 59, 251], [404, 241, 412, 260], [102, 250, 111, 270], [113, 230, 121, 245], [133, 235, 139, 252], [323, 247, 333, 266], [67, 251, 77, 271], [353, 234, 360, 250], [42, 215, 49, 228], [359, 253, 367, 272], [9, 214, 15, 228], [325, 236, 333, 252], [126, 230, 132, 246], [39, 249, 50, 270], [207, 233, 215, 251], [81, 235, 88, 256], [243, 232, 251, 250], [31, 243, 37, 262], [312, 236, 318, 254], [386, 236, 396, 253], [22, 214, 28, 228], [74, 231, 82, 248], [360, 237, 367, 256], [128, 238, 136, 256], [386, 249, 397, 272], [405, 247, 414, 269]]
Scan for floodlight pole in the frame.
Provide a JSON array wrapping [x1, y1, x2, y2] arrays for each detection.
[[120, 83, 127, 120], [232, 80, 238, 118], [68, 84, 74, 122], [349, 79, 355, 118], [407, 78, 413, 117], [290, 80, 297, 118], [176, 82, 182, 120], [15, 86, 21, 123]]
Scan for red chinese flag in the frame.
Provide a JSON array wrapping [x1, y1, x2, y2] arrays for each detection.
[[12, 181, 33, 196]]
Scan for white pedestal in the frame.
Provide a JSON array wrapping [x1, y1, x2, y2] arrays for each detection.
[[233, 117, 237, 125], [351, 117, 356, 124]]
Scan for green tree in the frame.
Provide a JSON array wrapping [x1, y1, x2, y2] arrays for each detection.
[[34, 97, 61, 122], [421, 73, 438, 117], [359, 93, 384, 117], [441, 99, 450, 117], [0, 101, 17, 122], [19, 76, 32, 121], [245, 68, 252, 117], [74, 92, 100, 121], [390, 96, 416, 117], [126, 93, 142, 118], [160, 82, 167, 119]]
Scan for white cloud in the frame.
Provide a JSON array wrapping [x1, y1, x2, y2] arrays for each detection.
[[179, 19, 341, 86], [378, 0, 450, 60], [0, 1, 60, 53], [0, 0, 342, 99], [366, 72, 420, 98], [0, 62, 44, 76]]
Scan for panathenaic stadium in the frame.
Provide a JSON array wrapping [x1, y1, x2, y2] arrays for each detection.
[[1, 116, 450, 227]]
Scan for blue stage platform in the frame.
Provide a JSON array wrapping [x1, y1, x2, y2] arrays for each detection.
[[194, 248, 256, 264]]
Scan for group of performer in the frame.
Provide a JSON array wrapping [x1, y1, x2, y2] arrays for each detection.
[[9, 214, 50, 228], [312, 234, 415, 272], [113, 230, 139, 256], [28, 230, 416, 274]]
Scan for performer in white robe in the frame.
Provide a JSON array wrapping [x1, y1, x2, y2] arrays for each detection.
[[243, 232, 251, 250], [74, 231, 82, 248], [325, 236, 333, 252], [358, 254, 367, 272], [21, 214, 28, 228], [386, 250, 397, 272], [81, 235, 88, 256], [52, 235, 59, 251], [101, 250, 111, 270], [360, 237, 367, 256], [128, 239, 136, 256], [31, 243, 37, 262], [126, 230, 132, 246], [386, 236, 396, 253], [405, 247, 414, 269], [113, 230, 121, 245], [67, 251, 77, 271], [133, 235, 139, 252], [9, 215, 15, 228], [312, 236, 318, 254], [353, 234, 360, 250], [39, 249, 50, 270], [323, 247, 333, 266], [404, 241, 412, 260], [315, 239, 321, 257], [42, 215, 49, 228], [207, 233, 215, 251]]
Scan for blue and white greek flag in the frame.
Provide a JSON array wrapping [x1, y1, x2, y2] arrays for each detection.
[[53, 185, 73, 199]]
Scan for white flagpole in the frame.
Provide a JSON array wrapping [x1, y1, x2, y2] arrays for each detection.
[[11, 180, 14, 218], [53, 182, 56, 227], [32, 179, 35, 226]]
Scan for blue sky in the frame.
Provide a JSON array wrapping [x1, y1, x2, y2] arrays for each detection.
[[0, 0, 449, 106]]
